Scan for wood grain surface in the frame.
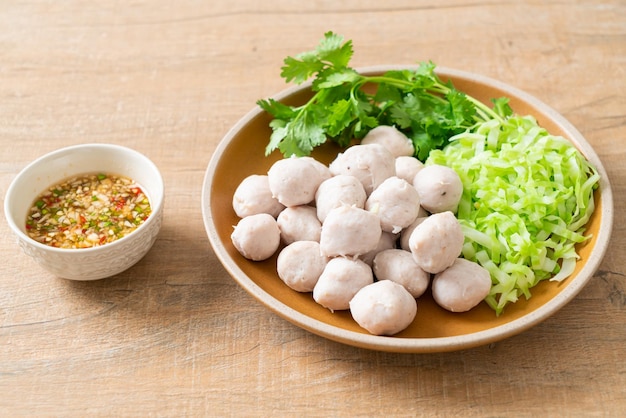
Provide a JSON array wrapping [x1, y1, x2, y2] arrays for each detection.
[[1, 1, 624, 416]]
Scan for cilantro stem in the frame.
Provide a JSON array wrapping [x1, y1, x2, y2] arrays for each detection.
[[361, 74, 504, 124]]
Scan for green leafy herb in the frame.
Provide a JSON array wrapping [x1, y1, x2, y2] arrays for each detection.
[[257, 31, 512, 160]]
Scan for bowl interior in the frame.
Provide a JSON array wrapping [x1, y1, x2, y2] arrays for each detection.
[[202, 67, 612, 352], [6, 144, 164, 241]]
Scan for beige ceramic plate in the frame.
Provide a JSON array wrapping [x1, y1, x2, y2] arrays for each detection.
[[201, 66, 613, 353]]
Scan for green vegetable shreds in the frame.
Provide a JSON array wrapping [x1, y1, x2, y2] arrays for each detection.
[[258, 31, 512, 160], [427, 116, 600, 315]]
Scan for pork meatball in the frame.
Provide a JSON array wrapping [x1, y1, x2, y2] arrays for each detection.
[[231, 213, 280, 261], [365, 176, 421, 234], [413, 164, 463, 214], [373, 249, 430, 298], [360, 231, 397, 267], [349, 280, 417, 336], [408, 211, 464, 274], [399, 214, 428, 251], [328, 143, 395, 195], [268, 156, 324, 207], [313, 257, 374, 312], [277, 241, 329, 292], [315, 174, 367, 223], [276, 205, 321, 244], [301, 156, 332, 182], [232, 174, 285, 218], [395, 156, 424, 184], [319, 205, 382, 258], [432, 258, 492, 312], [361, 125, 414, 157]]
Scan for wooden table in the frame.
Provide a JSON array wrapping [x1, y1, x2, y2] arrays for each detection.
[[1, 1, 624, 416]]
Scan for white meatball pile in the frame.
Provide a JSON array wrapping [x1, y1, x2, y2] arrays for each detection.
[[230, 126, 492, 336]]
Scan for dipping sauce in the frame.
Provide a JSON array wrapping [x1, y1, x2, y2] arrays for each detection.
[[25, 173, 152, 249]]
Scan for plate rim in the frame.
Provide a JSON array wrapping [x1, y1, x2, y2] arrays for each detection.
[[201, 65, 614, 353]]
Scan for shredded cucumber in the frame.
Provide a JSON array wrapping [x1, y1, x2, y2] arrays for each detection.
[[427, 115, 600, 315]]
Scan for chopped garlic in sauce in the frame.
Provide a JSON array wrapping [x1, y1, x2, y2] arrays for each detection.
[[26, 173, 151, 249]]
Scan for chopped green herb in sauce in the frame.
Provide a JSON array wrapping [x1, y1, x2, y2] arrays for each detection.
[[26, 173, 151, 249]]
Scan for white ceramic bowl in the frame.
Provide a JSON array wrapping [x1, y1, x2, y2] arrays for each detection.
[[202, 66, 613, 353], [4, 143, 164, 280]]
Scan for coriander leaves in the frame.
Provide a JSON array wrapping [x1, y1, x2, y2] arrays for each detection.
[[257, 31, 512, 160]]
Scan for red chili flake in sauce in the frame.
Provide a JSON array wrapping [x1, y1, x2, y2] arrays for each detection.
[[25, 173, 152, 249]]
